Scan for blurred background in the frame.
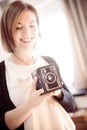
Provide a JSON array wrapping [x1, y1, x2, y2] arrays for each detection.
[[0, 0, 87, 129]]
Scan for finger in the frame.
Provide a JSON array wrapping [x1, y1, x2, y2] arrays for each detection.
[[32, 89, 44, 96], [32, 77, 38, 90], [53, 89, 62, 96], [41, 91, 53, 99], [38, 88, 44, 95]]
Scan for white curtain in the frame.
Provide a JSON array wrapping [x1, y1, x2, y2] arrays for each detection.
[[63, 0, 87, 89]]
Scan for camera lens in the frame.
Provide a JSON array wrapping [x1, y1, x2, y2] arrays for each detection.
[[45, 72, 56, 84]]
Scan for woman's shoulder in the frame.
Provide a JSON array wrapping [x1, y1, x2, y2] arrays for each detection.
[[0, 61, 5, 77], [0, 60, 5, 67]]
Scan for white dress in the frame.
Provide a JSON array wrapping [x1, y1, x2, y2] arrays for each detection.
[[5, 56, 75, 130]]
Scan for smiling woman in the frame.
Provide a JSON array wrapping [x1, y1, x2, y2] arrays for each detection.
[[0, 0, 76, 130], [0, 0, 74, 88]]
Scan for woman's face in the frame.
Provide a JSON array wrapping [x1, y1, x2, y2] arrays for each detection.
[[13, 10, 39, 51]]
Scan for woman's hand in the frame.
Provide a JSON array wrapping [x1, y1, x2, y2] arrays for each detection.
[[52, 89, 62, 97], [27, 77, 53, 110], [52, 88, 64, 102]]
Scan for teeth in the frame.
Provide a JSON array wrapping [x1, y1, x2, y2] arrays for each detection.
[[21, 39, 31, 43]]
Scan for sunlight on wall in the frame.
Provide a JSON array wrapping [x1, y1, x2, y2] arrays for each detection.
[[36, 11, 74, 87]]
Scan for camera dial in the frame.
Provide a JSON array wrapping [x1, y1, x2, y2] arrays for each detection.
[[45, 72, 56, 84]]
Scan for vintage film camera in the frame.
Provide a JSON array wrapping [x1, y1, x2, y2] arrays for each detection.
[[32, 64, 62, 94]]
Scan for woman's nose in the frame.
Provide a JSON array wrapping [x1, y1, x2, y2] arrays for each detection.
[[23, 27, 32, 37]]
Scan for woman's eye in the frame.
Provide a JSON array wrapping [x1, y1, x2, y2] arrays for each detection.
[[30, 24, 37, 28], [30, 25, 34, 27]]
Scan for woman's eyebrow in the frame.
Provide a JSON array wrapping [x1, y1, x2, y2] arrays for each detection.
[[17, 20, 36, 25], [17, 22, 22, 25], [30, 20, 36, 23]]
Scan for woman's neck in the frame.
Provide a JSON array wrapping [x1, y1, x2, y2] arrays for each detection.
[[10, 52, 36, 65]]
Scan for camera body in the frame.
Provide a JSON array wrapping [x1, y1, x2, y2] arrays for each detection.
[[32, 64, 62, 94]]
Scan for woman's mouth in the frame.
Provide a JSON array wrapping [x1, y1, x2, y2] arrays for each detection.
[[21, 38, 32, 43]]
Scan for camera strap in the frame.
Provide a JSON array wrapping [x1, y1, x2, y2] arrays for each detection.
[[42, 56, 57, 65], [41, 56, 60, 76]]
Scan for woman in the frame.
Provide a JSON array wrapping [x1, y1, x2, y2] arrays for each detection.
[[0, 0, 76, 129]]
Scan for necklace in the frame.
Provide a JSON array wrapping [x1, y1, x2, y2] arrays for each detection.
[[13, 53, 33, 65]]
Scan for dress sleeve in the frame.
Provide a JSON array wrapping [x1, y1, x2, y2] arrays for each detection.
[[54, 82, 77, 112], [0, 61, 24, 130], [0, 112, 9, 129], [0, 62, 9, 129]]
